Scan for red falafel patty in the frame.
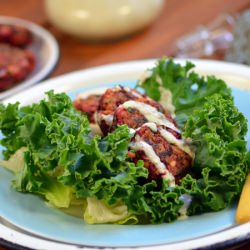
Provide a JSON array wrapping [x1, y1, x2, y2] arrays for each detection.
[[73, 94, 101, 123], [111, 99, 178, 132], [74, 85, 194, 185], [97, 85, 175, 135], [129, 123, 193, 185], [96, 86, 143, 135], [0, 44, 35, 91]]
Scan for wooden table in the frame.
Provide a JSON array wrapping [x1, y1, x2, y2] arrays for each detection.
[[1, 0, 250, 249]]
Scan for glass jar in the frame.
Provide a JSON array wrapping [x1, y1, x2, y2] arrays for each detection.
[[44, 0, 164, 41]]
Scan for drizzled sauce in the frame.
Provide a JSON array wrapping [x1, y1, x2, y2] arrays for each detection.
[[128, 119, 193, 186], [158, 127, 194, 158], [100, 114, 114, 126], [129, 136, 175, 187], [122, 100, 180, 133], [80, 86, 193, 187]]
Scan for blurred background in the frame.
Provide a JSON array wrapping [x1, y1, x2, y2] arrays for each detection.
[[1, 0, 250, 79]]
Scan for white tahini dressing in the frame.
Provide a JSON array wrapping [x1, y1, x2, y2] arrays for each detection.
[[158, 128, 194, 158], [129, 136, 175, 187], [155, 74, 176, 116], [159, 87, 176, 117], [137, 70, 153, 86], [178, 194, 192, 219], [100, 114, 114, 126], [142, 122, 158, 132], [122, 100, 180, 133], [125, 86, 143, 98], [90, 124, 103, 136]]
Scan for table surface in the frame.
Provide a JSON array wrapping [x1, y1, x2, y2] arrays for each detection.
[[1, 0, 250, 249]]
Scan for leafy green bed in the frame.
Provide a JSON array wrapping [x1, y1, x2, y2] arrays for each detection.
[[0, 59, 249, 224]]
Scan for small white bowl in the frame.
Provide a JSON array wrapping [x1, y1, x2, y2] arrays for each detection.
[[44, 0, 164, 41], [0, 16, 59, 100]]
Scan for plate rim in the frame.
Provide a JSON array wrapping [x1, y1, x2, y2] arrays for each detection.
[[1, 58, 250, 250], [0, 15, 59, 100], [3, 58, 250, 105], [0, 217, 250, 250]]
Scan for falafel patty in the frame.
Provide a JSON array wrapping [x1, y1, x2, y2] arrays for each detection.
[[129, 123, 193, 185], [73, 94, 101, 123], [74, 85, 194, 185]]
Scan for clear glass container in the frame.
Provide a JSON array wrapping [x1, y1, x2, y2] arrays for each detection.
[[44, 0, 164, 41], [172, 13, 236, 59]]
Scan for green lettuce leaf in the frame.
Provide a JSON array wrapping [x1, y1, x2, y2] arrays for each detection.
[[180, 94, 250, 214], [0, 91, 78, 159], [0, 147, 72, 208], [84, 197, 138, 224], [136, 58, 250, 216], [136, 58, 231, 127], [1, 91, 182, 223], [0, 91, 90, 208]]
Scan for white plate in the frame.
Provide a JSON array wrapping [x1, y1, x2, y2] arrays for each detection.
[[0, 59, 250, 250], [0, 16, 59, 100]]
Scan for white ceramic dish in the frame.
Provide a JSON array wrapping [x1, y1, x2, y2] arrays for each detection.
[[0, 59, 250, 250], [0, 16, 59, 100]]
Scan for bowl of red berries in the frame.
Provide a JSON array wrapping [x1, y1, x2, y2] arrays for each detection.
[[0, 16, 59, 99]]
